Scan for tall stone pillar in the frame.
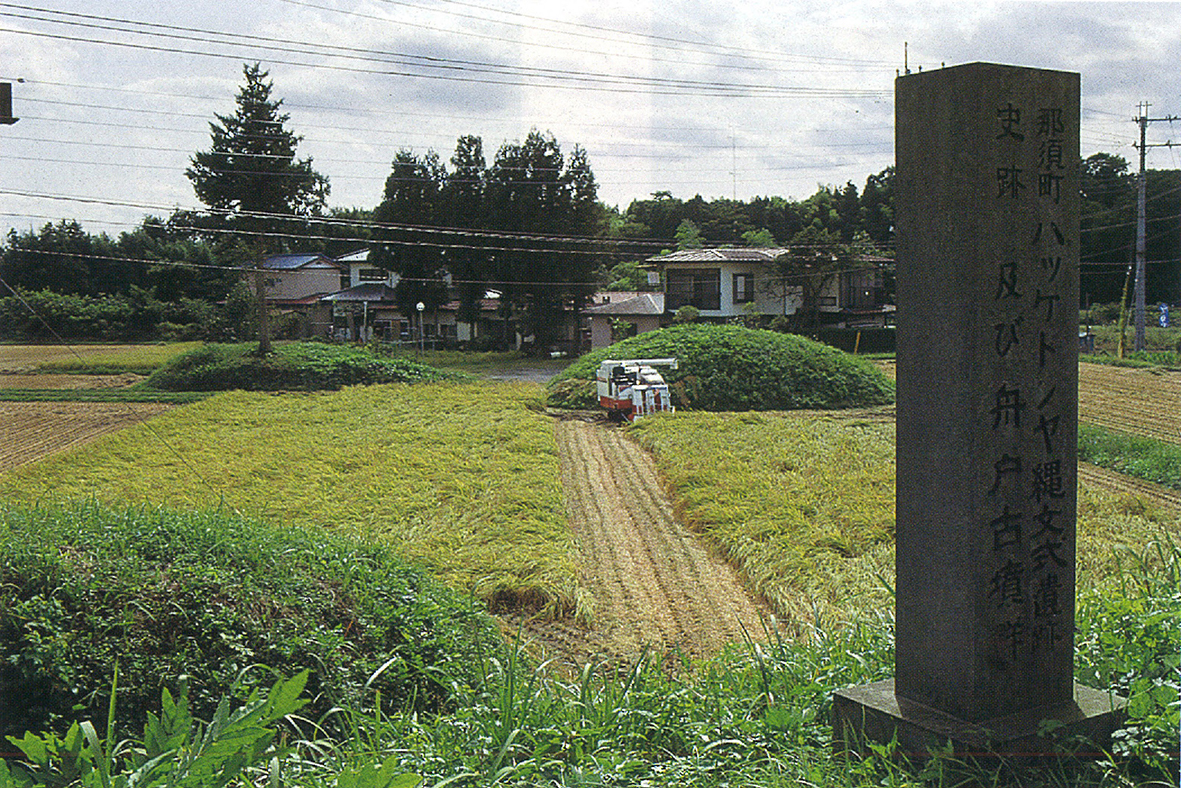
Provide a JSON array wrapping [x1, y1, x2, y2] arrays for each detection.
[[832, 62, 1125, 757]]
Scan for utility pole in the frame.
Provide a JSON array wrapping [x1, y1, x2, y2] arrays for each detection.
[[1, 82, 19, 125], [1132, 102, 1178, 351]]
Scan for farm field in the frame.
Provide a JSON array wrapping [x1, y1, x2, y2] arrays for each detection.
[[1078, 362, 1181, 443], [0, 344, 139, 372], [875, 357, 1181, 446], [0, 401, 172, 472], [524, 418, 773, 662], [0, 346, 1177, 664], [0, 343, 198, 373], [0, 382, 581, 617]]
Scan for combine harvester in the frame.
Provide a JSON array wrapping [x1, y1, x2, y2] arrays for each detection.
[[595, 358, 678, 421]]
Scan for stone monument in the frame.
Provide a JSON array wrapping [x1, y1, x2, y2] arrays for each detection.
[[833, 62, 1126, 757]]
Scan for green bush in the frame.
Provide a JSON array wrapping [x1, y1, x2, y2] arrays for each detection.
[[0, 288, 220, 342], [0, 502, 501, 739], [547, 324, 895, 411], [144, 342, 466, 391]]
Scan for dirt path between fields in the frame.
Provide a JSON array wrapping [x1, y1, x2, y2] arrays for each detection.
[[505, 418, 775, 665]]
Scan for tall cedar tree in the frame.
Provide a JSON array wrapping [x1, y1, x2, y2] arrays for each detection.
[[370, 150, 450, 317], [442, 135, 488, 327], [484, 131, 601, 351], [186, 63, 328, 351], [187, 64, 329, 228]]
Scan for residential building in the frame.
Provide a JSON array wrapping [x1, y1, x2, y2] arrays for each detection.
[[645, 247, 893, 327], [583, 291, 665, 349]]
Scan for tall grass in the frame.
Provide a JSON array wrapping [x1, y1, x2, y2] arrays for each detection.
[[0, 381, 580, 616]]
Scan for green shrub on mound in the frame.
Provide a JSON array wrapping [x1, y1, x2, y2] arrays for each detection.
[[145, 342, 465, 391], [0, 502, 500, 738], [547, 324, 895, 411]]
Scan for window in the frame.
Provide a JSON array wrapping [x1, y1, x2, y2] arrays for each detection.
[[733, 272, 754, 304], [339, 273, 351, 290], [840, 268, 885, 309], [666, 268, 720, 311], [358, 268, 388, 281]]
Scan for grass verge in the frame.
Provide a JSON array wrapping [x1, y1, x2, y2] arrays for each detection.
[[1079, 423, 1181, 490], [0, 382, 579, 617], [0, 501, 501, 739], [0, 388, 207, 403]]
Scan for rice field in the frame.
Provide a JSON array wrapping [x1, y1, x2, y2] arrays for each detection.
[[629, 406, 1181, 622], [0, 380, 580, 615], [0, 342, 201, 374]]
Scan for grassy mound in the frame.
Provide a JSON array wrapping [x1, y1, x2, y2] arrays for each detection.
[[145, 342, 465, 391], [547, 324, 895, 411], [0, 502, 501, 738]]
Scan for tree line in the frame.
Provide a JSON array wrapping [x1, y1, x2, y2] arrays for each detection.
[[1, 64, 1176, 342]]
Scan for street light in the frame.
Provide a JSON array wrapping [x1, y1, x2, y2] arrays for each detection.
[[416, 301, 425, 356]]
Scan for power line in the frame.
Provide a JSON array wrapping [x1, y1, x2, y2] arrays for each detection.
[[0, 18, 888, 99]]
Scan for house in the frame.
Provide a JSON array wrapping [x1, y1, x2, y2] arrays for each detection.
[[260, 253, 349, 300], [644, 247, 893, 327], [583, 291, 665, 349], [256, 247, 602, 348], [336, 249, 399, 289], [257, 253, 349, 337]]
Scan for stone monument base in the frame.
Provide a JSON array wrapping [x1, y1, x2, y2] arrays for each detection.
[[833, 679, 1126, 761]]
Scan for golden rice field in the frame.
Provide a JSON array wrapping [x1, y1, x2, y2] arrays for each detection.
[[0, 342, 200, 373], [629, 407, 1181, 622], [0, 381, 579, 615]]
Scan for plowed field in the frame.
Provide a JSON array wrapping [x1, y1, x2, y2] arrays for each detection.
[[1079, 461, 1181, 513], [509, 419, 774, 664], [876, 359, 1181, 446], [0, 402, 171, 472], [1078, 363, 1181, 444]]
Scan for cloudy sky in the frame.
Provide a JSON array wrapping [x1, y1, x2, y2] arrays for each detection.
[[1, 1, 1179, 238]]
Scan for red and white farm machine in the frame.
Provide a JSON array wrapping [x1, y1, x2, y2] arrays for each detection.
[[595, 358, 678, 421]]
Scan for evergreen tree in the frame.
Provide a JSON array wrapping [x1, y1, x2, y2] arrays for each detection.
[[442, 135, 487, 326], [187, 63, 329, 225], [186, 63, 329, 351], [370, 150, 449, 317]]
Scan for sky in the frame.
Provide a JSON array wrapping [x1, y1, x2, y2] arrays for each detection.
[[1, 0, 1180, 239]]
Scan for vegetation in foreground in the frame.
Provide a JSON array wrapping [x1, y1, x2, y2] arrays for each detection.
[[144, 342, 466, 391], [0, 502, 500, 740], [0, 382, 579, 617], [547, 324, 895, 412], [4, 538, 1177, 787]]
